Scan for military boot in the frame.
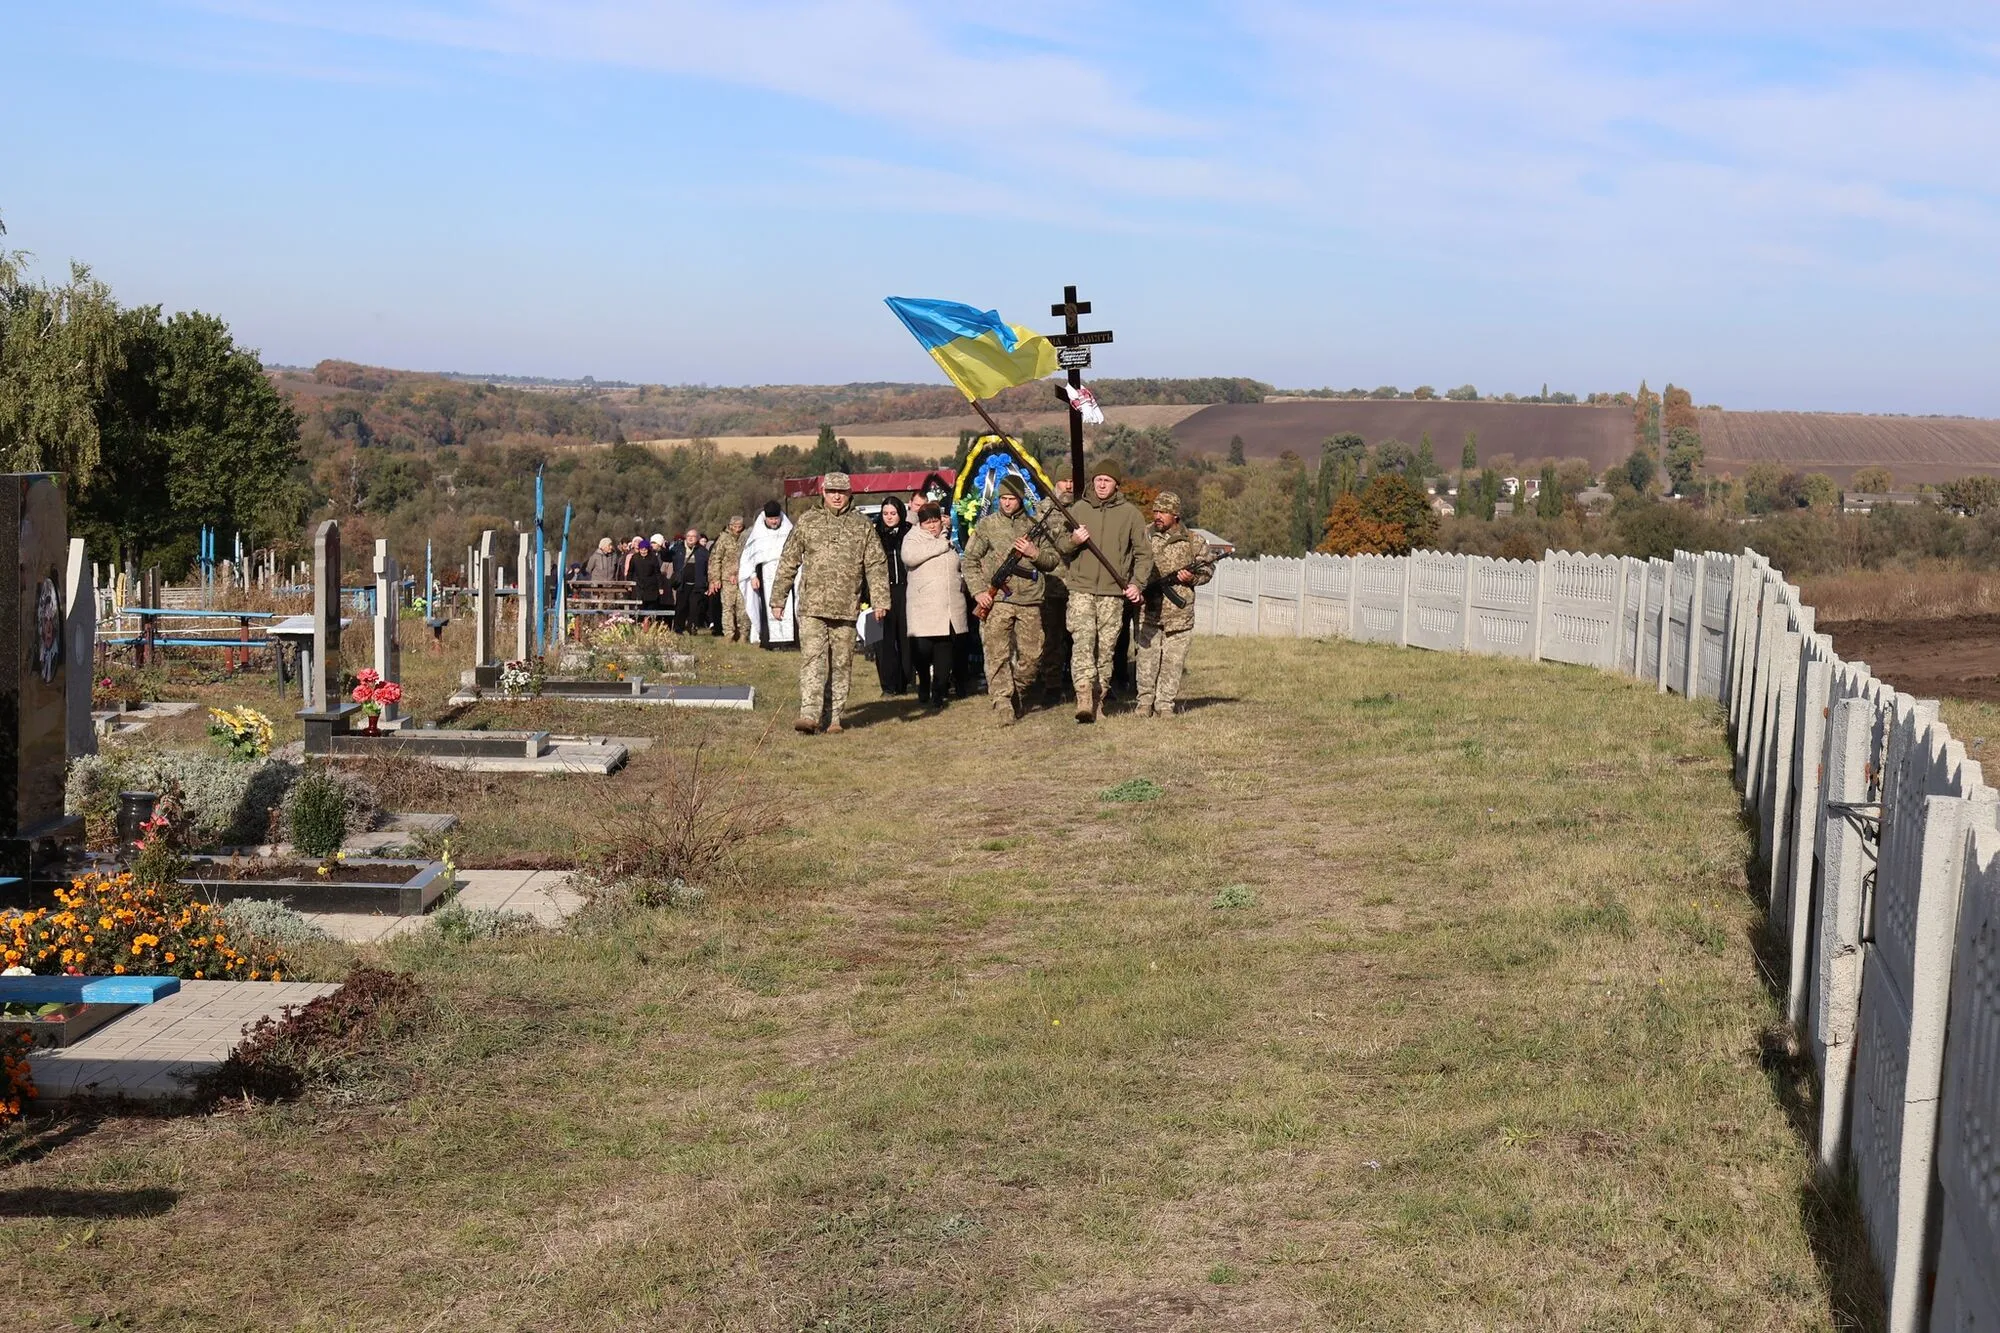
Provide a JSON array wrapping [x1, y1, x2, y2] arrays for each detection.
[[994, 699, 1015, 728], [794, 714, 818, 735], [826, 712, 844, 735], [1075, 686, 1095, 724]]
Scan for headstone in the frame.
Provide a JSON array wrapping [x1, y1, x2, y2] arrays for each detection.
[[64, 538, 94, 759], [473, 530, 498, 686], [515, 532, 532, 662], [372, 539, 401, 722], [0, 475, 84, 876], [298, 519, 359, 754]]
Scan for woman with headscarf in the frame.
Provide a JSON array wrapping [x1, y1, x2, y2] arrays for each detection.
[[901, 503, 966, 708], [871, 496, 914, 694], [627, 538, 665, 614]]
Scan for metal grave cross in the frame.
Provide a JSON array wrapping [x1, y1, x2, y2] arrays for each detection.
[[1049, 284, 1113, 488]]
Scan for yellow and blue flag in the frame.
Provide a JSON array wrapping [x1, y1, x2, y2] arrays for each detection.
[[885, 297, 1058, 402]]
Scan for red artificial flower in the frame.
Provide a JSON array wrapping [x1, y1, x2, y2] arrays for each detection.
[[351, 684, 372, 703], [376, 682, 403, 704]]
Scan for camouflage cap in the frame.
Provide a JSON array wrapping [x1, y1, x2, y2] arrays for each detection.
[[1152, 491, 1182, 516], [998, 474, 1029, 499], [823, 472, 852, 491]]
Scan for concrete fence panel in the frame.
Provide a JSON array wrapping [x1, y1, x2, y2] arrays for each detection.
[[1666, 551, 1699, 695], [1538, 549, 1623, 668], [1255, 556, 1304, 638], [1193, 579, 1217, 634], [1700, 552, 1735, 701], [1406, 550, 1469, 653], [1616, 555, 1647, 675], [1466, 556, 1540, 659], [1214, 556, 1257, 637], [1350, 554, 1406, 645], [1934, 826, 2000, 1332], [1301, 553, 1352, 640], [1637, 557, 1670, 684]]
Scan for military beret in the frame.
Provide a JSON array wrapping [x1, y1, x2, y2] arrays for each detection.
[[823, 472, 852, 491], [1152, 491, 1182, 516], [1090, 457, 1124, 484], [999, 474, 1029, 499]]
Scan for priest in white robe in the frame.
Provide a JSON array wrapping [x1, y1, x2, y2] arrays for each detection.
[[738, 502, 799, 647]]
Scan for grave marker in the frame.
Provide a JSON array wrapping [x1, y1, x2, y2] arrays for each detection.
[[372, 539, 401, 723], [473, 530, 498, 686], [515, 532, 532, 662], [297, 519, 359, 754], [64, 537, 94, 759], [0, 475, 84, 876]]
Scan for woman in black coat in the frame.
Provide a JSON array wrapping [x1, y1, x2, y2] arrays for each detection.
[[626, 539, 665, 614], [872, 497, 914, 695]]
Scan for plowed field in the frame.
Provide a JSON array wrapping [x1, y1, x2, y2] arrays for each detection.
[[1698, 410, 2000, 485], [1823, 615, 2000, 702]]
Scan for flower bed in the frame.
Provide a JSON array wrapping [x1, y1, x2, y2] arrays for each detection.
[[3, 871, 284, 981]]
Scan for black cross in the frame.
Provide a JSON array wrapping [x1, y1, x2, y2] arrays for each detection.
[[1050, 284, 1112, 489]]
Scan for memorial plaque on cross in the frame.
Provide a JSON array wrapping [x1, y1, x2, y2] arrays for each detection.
[[1049, 284, 1113, 489]]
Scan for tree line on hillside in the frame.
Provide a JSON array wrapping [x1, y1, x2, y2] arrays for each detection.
[[0, 216, 306, 571]]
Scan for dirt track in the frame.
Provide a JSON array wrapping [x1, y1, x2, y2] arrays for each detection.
[[1823, 615, 2000, 702]]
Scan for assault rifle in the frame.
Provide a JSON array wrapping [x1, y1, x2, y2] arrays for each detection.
[[1142, 549, 1216, 608], [972, 503, 1063, 622]]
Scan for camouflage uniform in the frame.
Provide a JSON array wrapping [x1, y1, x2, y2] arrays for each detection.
[[960, 480, 1058, 723], [1054, 464, 1154, 720], [772, 477, 890, 732], [710, 522, 747, 641], [1136, 493, 1213, 717]]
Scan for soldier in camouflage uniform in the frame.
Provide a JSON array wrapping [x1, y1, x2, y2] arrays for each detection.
[[960, 474, 1059, 725], [771, 474, 890, 733], [708, 515, 748, 641], [1055, 458, 1153, 723], [1135, 491, 1212, 718]]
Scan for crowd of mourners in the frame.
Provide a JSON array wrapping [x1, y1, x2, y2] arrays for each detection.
[[567, 458, 1214, 734]]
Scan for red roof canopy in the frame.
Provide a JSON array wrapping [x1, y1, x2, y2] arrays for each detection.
[[783, 469, 955, 500]]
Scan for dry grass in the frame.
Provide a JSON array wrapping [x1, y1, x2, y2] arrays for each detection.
[[1798, 567, 2000, 622], [4, 630, 1866, 1330]]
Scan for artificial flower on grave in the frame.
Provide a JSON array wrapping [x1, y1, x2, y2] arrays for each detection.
[[206, 706, 276, 760], [350, 668, 403, 718]]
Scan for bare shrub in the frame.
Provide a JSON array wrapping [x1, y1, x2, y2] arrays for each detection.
[[331, 750, 489, 812], [583, 740, 784, 889]]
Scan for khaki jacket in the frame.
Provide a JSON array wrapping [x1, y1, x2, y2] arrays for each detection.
[[1144, 521, 1213, 632], [772, 504, 889, 621], [901, 526, 968, 636], [708, 528, 744, 590], [960, 507, 1059, 607], [1055, 488, 1155, 598]]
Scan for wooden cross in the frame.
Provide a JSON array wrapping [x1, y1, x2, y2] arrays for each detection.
[[1049, 284, 1113, 489]]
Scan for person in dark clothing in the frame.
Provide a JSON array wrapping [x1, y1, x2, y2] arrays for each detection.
[[871, 497, 913, 695], [627, 539, 665, 613], [668, 528, 708, 633]]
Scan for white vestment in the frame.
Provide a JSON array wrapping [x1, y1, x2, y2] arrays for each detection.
[[738, 516, 799, 645]]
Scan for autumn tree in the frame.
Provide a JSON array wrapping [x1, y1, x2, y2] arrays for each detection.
[[1317, 492, 1400, 555], [1227, 434, 1246, 466], [1851, 465, 1894, 493], [1633, 380, 1660, 453]]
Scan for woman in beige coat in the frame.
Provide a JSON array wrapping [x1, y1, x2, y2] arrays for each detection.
[[901, 504, 966, 708]]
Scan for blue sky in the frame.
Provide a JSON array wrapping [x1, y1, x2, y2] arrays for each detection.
[[6, 1, 1999, 413]]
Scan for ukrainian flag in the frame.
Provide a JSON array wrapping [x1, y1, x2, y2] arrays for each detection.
[[885, 297, 1059, 401]]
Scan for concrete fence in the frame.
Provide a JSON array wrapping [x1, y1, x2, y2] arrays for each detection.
[[1194, 545, 2000, 1330]]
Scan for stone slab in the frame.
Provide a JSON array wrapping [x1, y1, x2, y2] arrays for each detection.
[[28, 979, 342, 1101], [299, 870, 585, 943], [414, 739, 627, 774], [447, 684, 753, 710]]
